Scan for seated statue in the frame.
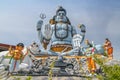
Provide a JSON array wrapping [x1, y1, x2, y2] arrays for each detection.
[[36, 6, 86, 55]]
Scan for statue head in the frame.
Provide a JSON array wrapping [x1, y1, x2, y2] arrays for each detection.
[[56, 6, 66, 15], [16, 43, 24, 50], [105, 38, 110, 42], [85, 39, 89, 45], [54, 6, 69, 23]]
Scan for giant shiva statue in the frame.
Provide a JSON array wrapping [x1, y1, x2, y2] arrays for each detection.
[[0, 7, 107, 77], [36, 6, 86, 56]]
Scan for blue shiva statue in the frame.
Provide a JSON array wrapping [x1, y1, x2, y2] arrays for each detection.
[[36, 6, 86, 56]]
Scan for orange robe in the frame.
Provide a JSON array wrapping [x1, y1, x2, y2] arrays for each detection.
[[87, 56, 96, 73], [104, 41, 113, 59]]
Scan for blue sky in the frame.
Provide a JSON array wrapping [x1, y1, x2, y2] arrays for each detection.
[[0, 0, 120, 59]]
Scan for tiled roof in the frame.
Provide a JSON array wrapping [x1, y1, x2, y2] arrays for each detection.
[[0, 43, 15, 51]]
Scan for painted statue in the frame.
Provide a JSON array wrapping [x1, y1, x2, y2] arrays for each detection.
[[84, 39, 96, 74], [104, 38, 113, 59], [36, 6, 86, 56], [8, 43, 24, 75]]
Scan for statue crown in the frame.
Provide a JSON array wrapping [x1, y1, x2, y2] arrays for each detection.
[[56, 6, 66, 15]]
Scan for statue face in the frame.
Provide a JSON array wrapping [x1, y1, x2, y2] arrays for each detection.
[[55, 11, 68, 22], [16, 46, 24, 51], [85, 40, 89, 45]]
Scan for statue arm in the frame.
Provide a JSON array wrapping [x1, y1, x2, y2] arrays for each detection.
[[37, 20, 46, 48], [71, 26, 77, 37], [9, 46, 15, 56], [78, 24, 86, 44], [36, 20, 52, 49], [36, 20, 43, 43], [61, 47, 79, 56], [71, 24, 86, 44]]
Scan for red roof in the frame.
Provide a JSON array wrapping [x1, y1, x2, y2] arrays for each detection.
[[0, 43, 15, 51]]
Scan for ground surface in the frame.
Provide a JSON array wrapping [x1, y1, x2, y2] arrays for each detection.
[[6, 76, 98, 80]]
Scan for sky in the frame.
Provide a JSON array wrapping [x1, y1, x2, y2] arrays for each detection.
[[0, 0, 120, 59]]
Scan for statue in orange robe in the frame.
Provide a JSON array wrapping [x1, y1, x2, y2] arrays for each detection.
[[85, 39, 96, 73], [104, 38, 113, 59], [8, 43, 24, 75]]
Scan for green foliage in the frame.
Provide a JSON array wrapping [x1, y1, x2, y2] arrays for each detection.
[[26, 76, 32, 80], [93, 55, 106, 66], [12, 76, 32, 80], [16, 78, 21, 80], [84, 76, 92, 80], [13, 76, 21, 80], [48, 59, 55, 80], [103, 50, 108, 57], [4, 56, 11, 59], [94, 55, 120, 80], [102, 65, 120, 80]]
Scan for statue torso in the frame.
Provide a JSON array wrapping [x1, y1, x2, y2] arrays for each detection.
[[51, 23, 73, 45], [13, 50, 23, 60]]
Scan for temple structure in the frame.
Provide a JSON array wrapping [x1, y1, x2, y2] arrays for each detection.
[[0, 43, 15, 52]]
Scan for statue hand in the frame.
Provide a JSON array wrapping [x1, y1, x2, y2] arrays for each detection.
[[78, 24, 86, 33], [36, 20, 43, 31], [44, 24, 52, 39]]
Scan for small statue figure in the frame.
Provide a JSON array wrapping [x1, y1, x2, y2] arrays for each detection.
[[85, 39, 93, 48], [8, 43, 24, 75], [85, 39, 96, 74], [104, 38, 113, 59]]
